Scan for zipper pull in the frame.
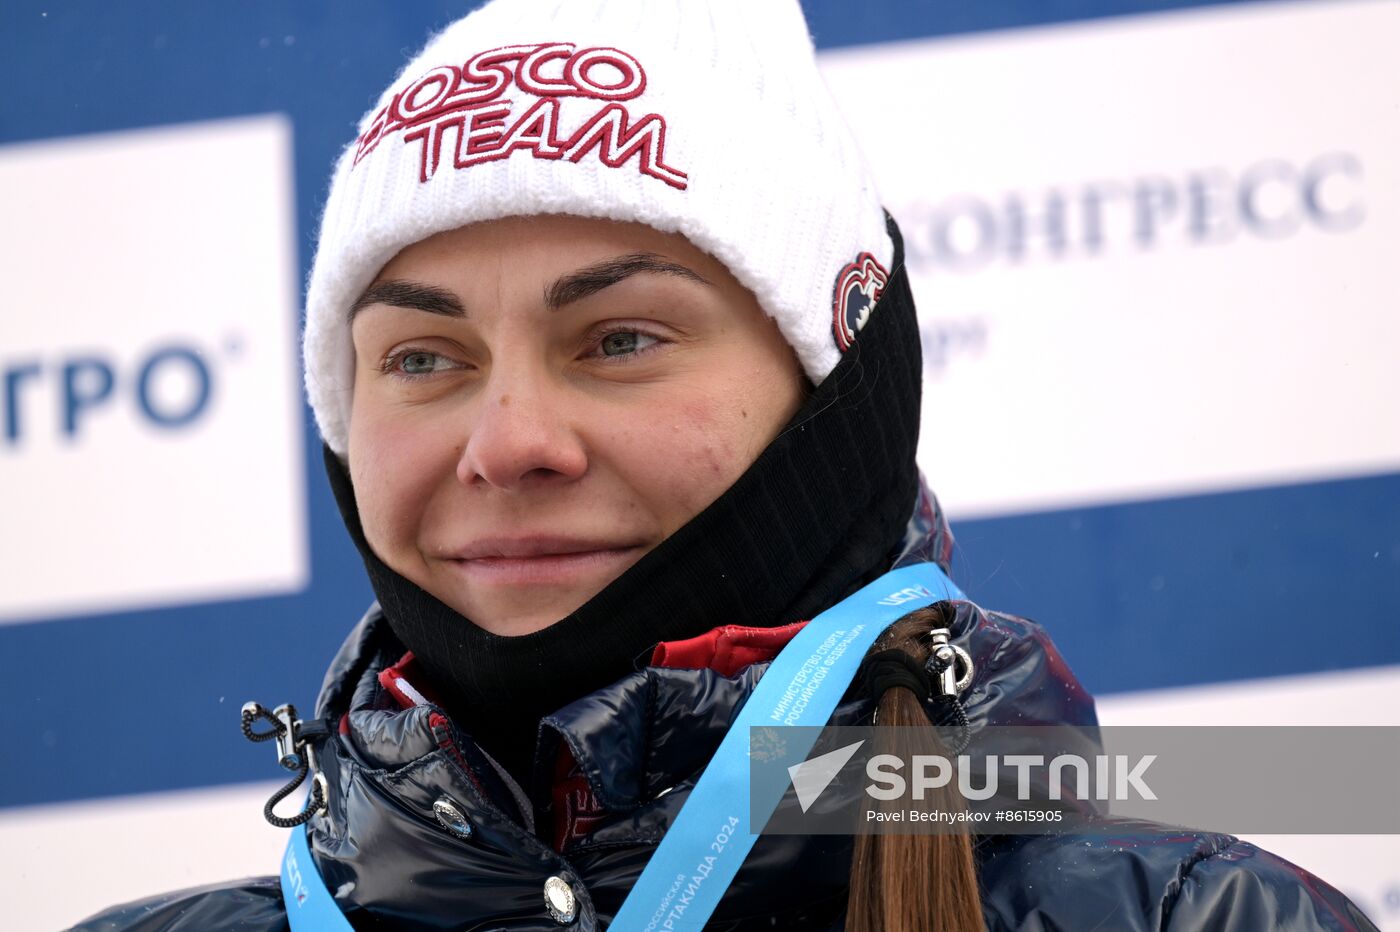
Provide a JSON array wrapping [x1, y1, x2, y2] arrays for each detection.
[[241, 701, 331, 827], [926, 628, 974, 697]]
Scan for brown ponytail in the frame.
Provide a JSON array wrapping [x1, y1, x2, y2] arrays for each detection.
[[845, 605, 984, 932]]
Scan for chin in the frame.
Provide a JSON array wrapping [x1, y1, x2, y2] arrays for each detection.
[[447, 593, 595, 638], [473, 611, 573, 637]]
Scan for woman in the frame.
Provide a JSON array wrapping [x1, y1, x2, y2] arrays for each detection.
[[78, 0, 1374, 929]]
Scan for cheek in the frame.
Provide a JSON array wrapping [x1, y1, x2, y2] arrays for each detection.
[[607, 393, 762, 535], [676, 397, 744, 483], [348, 405, 455, 560]]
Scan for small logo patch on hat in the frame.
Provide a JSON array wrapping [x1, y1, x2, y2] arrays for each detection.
[[831, 253, 889, 351]]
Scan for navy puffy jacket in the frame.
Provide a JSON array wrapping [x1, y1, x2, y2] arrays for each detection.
[[73, 588, 1377, 930]]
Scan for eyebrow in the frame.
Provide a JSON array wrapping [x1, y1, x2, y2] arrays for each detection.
[[543, 252, 711, 309], [347, 252, 711, 323], [347, 280, 464, 323]]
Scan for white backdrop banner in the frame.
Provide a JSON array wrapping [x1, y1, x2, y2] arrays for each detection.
[[0, 116, 308, 623], [819, 0, 1399, 518]]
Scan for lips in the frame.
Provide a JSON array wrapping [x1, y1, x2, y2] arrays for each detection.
[[443, 536, 648, 587], [448, 536, 642, 560]]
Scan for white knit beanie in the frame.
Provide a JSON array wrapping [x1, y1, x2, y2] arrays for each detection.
[[304, 0, 895, 457]]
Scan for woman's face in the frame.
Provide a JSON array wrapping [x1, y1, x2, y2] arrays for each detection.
[[348, 215, 806, 635]]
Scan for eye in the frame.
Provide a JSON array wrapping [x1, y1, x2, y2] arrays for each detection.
[[596, 330, 660, 359], [382, 349, 463, 379], [402, 351, 439, 373]]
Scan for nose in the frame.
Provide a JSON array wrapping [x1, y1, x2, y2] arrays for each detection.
[[456, 376, 588, 491]]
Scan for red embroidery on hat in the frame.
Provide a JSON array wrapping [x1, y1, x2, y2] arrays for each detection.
[[831, 253, 890, 352], [354, 42, 686, 190]]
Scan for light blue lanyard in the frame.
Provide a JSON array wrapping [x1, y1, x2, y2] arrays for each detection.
[[280, 562, 962, 930], [281, 814, 334, 929]]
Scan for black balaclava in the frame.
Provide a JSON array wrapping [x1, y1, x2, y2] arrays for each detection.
[[325, 217, 927, 788]]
